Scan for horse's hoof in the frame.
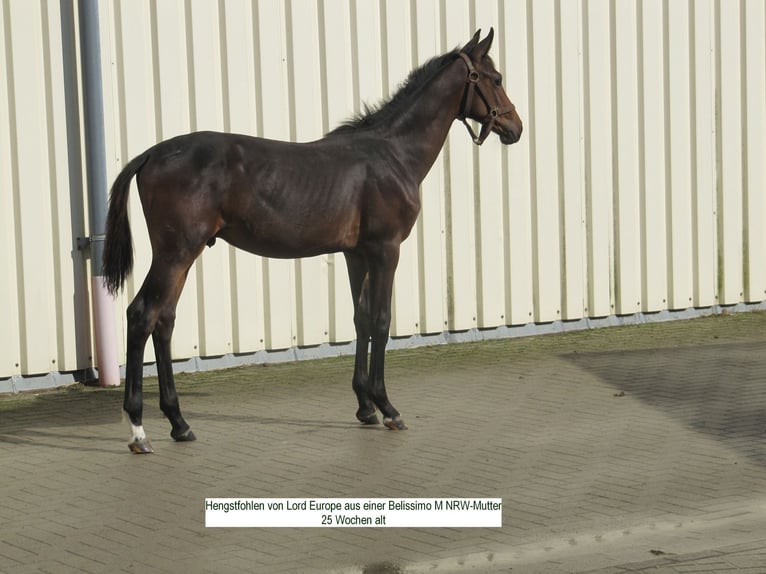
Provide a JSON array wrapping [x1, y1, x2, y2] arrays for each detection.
[[357, 411, 381, 425], [128, 439, 154, 454], [383, 416, 408, 430], [171, 428, 196, 442]]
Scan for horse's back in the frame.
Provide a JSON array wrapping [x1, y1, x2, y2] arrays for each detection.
[[135, 131, 369, 259]]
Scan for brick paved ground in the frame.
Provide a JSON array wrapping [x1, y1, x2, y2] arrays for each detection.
[[1, 311, 766, 573]]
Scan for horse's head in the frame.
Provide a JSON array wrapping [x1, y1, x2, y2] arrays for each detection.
[[458, 28, 523, 146]]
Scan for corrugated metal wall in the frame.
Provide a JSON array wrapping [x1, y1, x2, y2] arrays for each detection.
[[1, 0, 91, 381], [1, 0, 765, 385]]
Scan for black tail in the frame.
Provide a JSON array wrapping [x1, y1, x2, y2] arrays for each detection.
[[102, 151, 151, 296]]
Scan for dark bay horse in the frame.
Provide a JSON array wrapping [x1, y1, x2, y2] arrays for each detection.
[[103, 29, 522, 453]]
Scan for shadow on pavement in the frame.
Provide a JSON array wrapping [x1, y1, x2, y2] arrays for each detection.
[[565, 340, 766, 466]]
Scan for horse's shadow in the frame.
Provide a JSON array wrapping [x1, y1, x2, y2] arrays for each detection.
[[0, 429, 124, 454], [0, 384, 379, 455], [187, 410, 370, 431]]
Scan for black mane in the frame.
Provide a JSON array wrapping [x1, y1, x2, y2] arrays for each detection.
[[329, 49, 461, 135]]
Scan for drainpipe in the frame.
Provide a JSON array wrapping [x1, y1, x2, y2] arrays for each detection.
[[78, 0, 120, 387]]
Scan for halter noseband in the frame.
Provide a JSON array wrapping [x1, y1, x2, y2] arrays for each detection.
[[457, 52, 514, 145]]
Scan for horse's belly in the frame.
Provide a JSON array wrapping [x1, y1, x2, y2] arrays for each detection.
[[217, 218, 358, 259]]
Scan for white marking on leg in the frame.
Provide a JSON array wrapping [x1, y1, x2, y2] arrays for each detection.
[[131, 423, 146, 443]]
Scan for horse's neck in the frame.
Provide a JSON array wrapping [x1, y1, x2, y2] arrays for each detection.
[[387, 59, 467, 184]]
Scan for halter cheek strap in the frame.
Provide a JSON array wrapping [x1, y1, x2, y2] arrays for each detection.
[[457, 52, 514, 145]]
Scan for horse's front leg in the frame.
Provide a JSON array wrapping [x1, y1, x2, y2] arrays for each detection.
[[344, 252, 379, 425], [367, 242, 407, 430]]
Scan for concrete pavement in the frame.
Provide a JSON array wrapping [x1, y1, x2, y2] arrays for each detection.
[[1, 311, 766, 573]]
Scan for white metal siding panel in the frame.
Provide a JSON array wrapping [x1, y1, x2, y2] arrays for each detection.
[[640, 0, 670, 312], [504, 0, 535, 326], [613, 2, 642, 316], [473, 0, 506, 328], [0, 2, 23, 379], [692, 0, 717, 308], [559, 0, 586, 322], [5, 1, 59, 374], [583, 0, 614, 317], [443, 2, 477, 331], [45, 1, 82, 373], [414, 0, 446, 335], [716, 1, 744, 305], [529, 0, 563, 323], [1, 0, 91, 380], [667, 1, 695, 310], [4, 0, 766, 383], [743, 0, 766, 303]]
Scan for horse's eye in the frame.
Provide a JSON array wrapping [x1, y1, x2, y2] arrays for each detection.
[[494, 76, 503, 87]]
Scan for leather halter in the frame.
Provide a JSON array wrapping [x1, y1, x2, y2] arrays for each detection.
[[457, 52, 515, 145]]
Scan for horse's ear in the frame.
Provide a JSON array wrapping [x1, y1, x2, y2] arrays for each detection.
[[472, 27, 494, 60], [461, 29, 482, 53]]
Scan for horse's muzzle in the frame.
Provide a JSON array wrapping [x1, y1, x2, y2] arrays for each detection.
[[498, 121, 522, 145]]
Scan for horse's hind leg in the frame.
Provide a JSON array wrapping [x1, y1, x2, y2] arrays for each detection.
[[124, 278, 159, 453], [124, 260, 193, 452], [153, 282, 195, 442], [124, 290, 154, 453]]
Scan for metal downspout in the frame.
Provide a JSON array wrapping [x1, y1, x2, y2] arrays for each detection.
[[78, 0, 120, 387]]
